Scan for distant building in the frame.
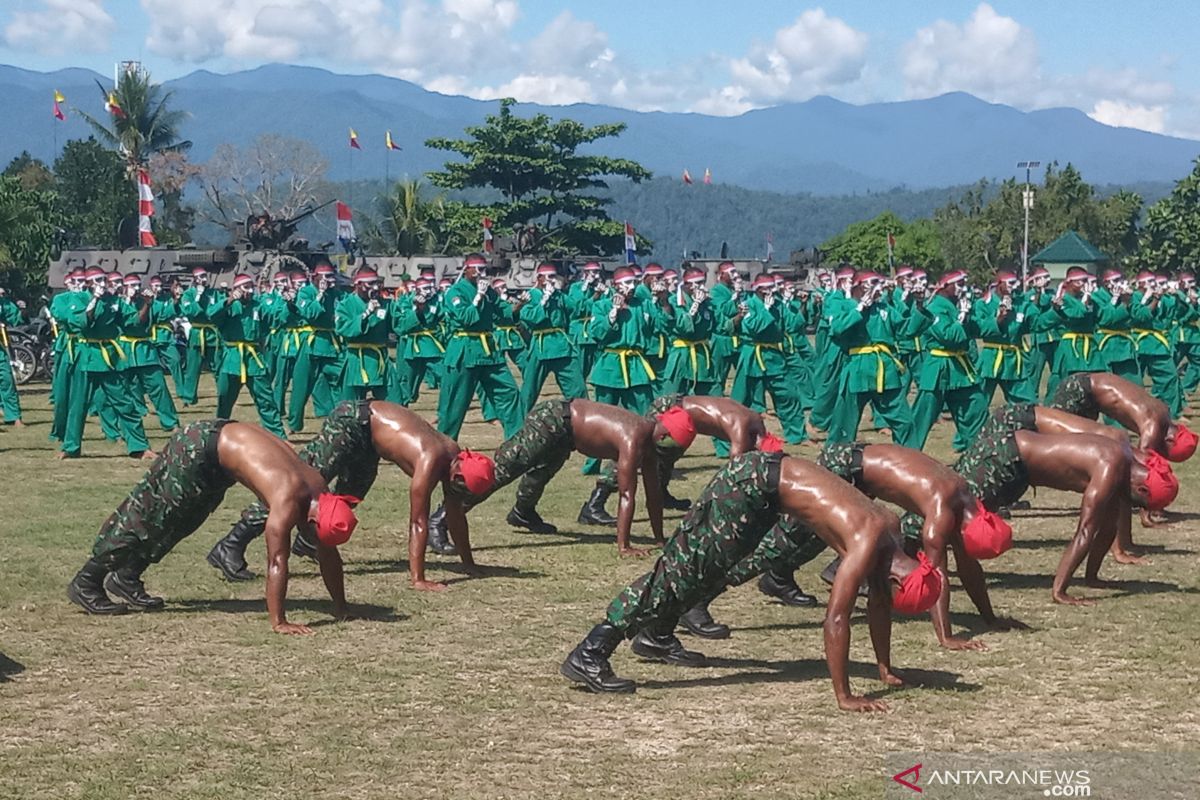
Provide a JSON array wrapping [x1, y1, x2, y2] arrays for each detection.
[[1031, 230, 1109, 280]]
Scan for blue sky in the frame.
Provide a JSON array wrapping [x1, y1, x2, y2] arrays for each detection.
[[3, 1, 1197, 137]]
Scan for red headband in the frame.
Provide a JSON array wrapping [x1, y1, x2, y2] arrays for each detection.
[[316, 493, 360, 546], [893, 552, 943, 614]]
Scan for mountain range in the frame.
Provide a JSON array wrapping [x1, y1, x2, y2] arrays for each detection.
[[3, 63, 1200, 195]]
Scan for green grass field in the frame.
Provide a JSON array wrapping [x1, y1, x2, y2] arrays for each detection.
[[1, 382, 1198, 799]]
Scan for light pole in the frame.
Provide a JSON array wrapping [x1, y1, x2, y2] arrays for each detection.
[[1017, 160, 1041, 283]]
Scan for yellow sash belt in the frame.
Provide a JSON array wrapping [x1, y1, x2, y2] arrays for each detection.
[[848, 342, 904, 393], [225, 340, 264, 383], [672, 338, 712, 377], [293, 325, 340, 352], [1060, 331, 1092, 360], [190, 322, 217, 356], [81, 338, 125, 368], [408, 329, 445, 354], [1132, 328, 1171, 349], [348, 343, 387, 383], [980, 341, 1023, 375], [455, 331, 495, 356], [1097, 328, 1133, 349], [151, 323, 174, 342], [604, 347, 655, 387], [929, 347, 976, 380], [0, 325, 7, 349], [752, 342, 782, 371]]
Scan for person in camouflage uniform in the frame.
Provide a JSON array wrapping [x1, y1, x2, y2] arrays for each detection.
[[1046, 373, 1100, 419]]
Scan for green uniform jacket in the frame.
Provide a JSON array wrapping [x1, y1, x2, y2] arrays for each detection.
[[889, 288, 922, 355], [912, 294, 978, 390], [71, 294, 127, 373], [150, 296, 179, 347], [391, 296, 444, 361], [1047, 294, 1103, 371], [735, 295, 787, 378], [295, 285, 343, 359], [441, 279, 507, 368], [493, 297, 524, 354], [588, 293, 656, 388], [48, 291, 85, 356], [335, 292, 391, 387], [1092, 288, 1137, 364], [567, 282, 598, 347], [257, 292, 289, 352], [1177, 295, 1200, 345], [709, 281, 739, 357], [211, 294, 270, 379], [1129, 293, 1175, 356], [276, 298, 307, 358], [1026, 291, 1059, 346], [782, 297, 814, 358], [118, 297, 160, 369], [520, 287, 573, 360], [972, 295, 1030, 381], [0, 297, 22, 353], [663, 295, 719, 384], [180, 287, 222, 352], [827, 293, 906, 393]]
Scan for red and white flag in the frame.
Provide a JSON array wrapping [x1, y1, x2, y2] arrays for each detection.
[[105, 91, 126, 119], [482, 217, 494, 253], [336, 201, 355, 241], [137, 169, 157, 247], [703, 167, 712, 185], [682, 169, 693, 185]]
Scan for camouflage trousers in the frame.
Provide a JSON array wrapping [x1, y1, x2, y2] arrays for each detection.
[[816, 441, 865, 486], [238, 399, 378, 533], [953, 403, 1035, 511], [605, 452, 784, 635], [1047, 373, 1100, 419], [91, 420, 235, 570]]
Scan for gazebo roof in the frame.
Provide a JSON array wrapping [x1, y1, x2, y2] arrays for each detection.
[[1030, 230, 1108, 264]]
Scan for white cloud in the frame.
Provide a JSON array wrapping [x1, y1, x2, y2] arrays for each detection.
[[3, 0, 114, 55], [695, 9, 868, 114], [1089, 100, 1166, 134]]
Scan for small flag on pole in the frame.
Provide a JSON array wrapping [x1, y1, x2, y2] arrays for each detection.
[[105, 91, 125, 119], [385, 130, 402, 151], [53, 90, 65, 121], [482, 217, 494, 253], [336, 202, 355, 249], [682, 169, 693, 185], [766, 232, 774, 262], [624, 221, 637, 264], [349, 128, 361, 149], [137, 169, 157, 247], [703, 167, 712, 185]]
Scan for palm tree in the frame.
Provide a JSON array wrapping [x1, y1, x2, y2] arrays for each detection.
[[78, 65, 190, 172], [376, 179, 446, 255]]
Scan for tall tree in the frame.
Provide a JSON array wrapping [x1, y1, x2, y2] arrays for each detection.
[[820, 211, 943, 272], [1136, 156, 1200, 272], [425, 98, 652, 255], [53, 138, 135, 249], [78, 65, 190, 170], [3, 152, 54, 192], [0, 175, 63, 293]]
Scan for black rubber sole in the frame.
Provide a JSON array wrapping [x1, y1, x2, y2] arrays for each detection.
[[66, 582, 128, 615], [206, 550, 258, 582], [102, 574, 165, 611], [678, 621, 732, 640], [559, 659, 636, 694]]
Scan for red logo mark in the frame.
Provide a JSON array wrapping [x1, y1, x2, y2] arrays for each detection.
[[893, 764, 923, 793]]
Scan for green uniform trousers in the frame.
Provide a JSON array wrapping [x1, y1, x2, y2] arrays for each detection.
[[436, 361, 523, 440], [62, 369, 150, 456], [1178, 344, 1200, 395], [730, 371, 808, 444], [1139, 354, 1184, 418], [0, 346, 23, 423], [158, 343, 183, 394], [980, 377, 1036, 406], [287, 351, 339, 433], [519, 355, 588, 415], [826, 388, 914, 446], [605, 453, 783, 635], [910, 384, 989, 452], [216, 373, 285, 438], [180, 343, 216, 405], [91, 420, 233, 570], [50, 353, 78, 441], [127, 364, 179, 431]]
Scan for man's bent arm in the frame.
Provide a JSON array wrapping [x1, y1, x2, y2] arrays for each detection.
[[264, 510, 310, 635], [315, 536, 348, 619], [444, 496, 475, 569]]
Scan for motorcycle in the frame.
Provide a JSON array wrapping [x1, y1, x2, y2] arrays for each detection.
[[7, 317, 54, 385]]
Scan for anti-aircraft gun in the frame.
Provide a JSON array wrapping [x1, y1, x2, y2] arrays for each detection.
[[242, 200, 336, 251]]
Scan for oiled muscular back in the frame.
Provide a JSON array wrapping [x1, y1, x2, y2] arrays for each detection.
[[569, 399, 655, 461], [859, 444, 971, 518]]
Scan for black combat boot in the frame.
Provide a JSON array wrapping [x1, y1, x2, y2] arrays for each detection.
[[661, 490, 691, 511], [560, 622, 636, 694], [66, 559, 128, 615], [758, 569, 819, 607], [291, 528, 319, 559], [577, 487, 617, 526], [630, 627, 707, 666], [426, 505, 458, 555], [678, 601, 731, 640], [506, 506, 558, 534], [206, 519, 261, 581], [102, 560, 165, 610]]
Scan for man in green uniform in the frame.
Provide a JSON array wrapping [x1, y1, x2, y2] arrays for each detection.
[[781, 276, 816, 416], [824, 272, 914, 445], [890, 267, 921, 399], [730, 275, 808, 444], [638, 263, 671, 394], [1175, 272, 1200, 397], [1131, 271, 1184, 417], [334, 269, 390, 402], [148, 277, 184, 393], [567, 262, 604, 382], [179, 267, 221, 406], [210, 274, 285, 437], [908, 270, 988, 451], [389, 277, 444, 405], [0, 285, 26, 426], [58, 268, 153, 460], [1093, 269, 1140, 384], [519, 264, 587, 413], [66, 419, 358, 635], [255, 272, 292, 384], [559, 451, 941, 710], [974, 270, 1035, 404], [808, 267, 853, 436], [588, 266, 657, 415], [437, 254, 523, 439], [1046, 267, 1106, 399], [660, 268, 720, 395], [1016, 267, 1057, 401], [48, 270, 88, 441], [117, 274, 178, 432], [287, 264, 344, 433]]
